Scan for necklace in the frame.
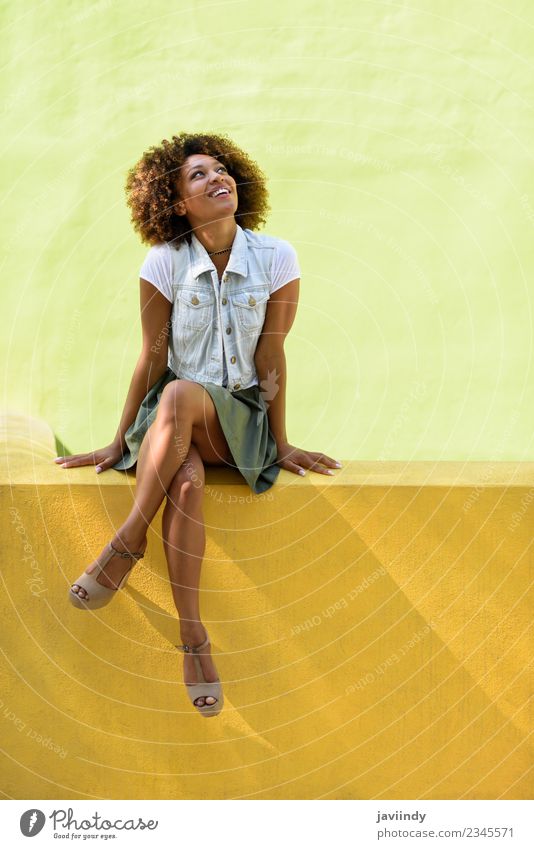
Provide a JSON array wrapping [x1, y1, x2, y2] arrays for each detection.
[[207, 246, 232, 256]]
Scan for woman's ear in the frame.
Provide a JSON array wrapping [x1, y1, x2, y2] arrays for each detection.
[[175, 199, 186, 216]]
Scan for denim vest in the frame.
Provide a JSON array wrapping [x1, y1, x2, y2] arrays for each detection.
[[167, 224, 277, 390]]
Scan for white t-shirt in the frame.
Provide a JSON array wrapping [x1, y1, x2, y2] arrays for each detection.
[[139, 235, 301, 304]]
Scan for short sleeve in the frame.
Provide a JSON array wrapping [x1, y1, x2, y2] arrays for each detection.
[[270, 239, 301, 295], [139, 244, 173, 303]]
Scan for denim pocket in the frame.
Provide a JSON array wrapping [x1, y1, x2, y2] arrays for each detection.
[[230, 290, 270, 332], [176, 288, 215, 329]]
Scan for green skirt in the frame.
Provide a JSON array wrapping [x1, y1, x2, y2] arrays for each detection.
[[112, 367, 281, 494]]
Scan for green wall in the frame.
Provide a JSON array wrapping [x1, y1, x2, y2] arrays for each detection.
[[3, 0, 534, 460]]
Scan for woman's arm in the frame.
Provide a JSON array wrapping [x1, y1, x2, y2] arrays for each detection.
[[55, 279, 172, 471], [112, 279, 173, 450], [254, 279, 299, 446], [254, 278, 341, 477]]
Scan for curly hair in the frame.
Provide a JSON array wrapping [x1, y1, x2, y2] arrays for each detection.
[[125, 132, 271, 247]]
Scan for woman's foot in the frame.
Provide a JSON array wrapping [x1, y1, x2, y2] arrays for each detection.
[[70, 532, 147, 600], [180, 623, 220, 705]]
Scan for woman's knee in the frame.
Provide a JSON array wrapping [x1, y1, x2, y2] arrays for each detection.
[[158, 380, 214, 435], [159, 379, 196, 416]]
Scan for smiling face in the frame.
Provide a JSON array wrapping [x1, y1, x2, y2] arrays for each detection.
[[175, 153, 238, 225]]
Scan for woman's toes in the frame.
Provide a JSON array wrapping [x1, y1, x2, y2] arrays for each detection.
[[205, 697, 217, 705]]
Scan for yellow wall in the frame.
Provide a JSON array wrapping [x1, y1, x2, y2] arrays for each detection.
[[1, 415, 531, 799]]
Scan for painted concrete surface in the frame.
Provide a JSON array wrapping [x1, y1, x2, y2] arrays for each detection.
[[1, 416, 532, 799]]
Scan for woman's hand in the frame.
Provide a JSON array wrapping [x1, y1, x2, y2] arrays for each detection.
[[276, 441, 342, 477], [54, 441, 125, 474]]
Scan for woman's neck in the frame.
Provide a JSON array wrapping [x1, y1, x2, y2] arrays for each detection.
[[192, 219, 237, 255], [211, 253, 230, 282]]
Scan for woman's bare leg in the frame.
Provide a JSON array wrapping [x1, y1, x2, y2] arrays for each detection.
[[162, 441, 220, 694], [71, 380, 233, 598]]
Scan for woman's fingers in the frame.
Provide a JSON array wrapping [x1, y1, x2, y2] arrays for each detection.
[[288, 452, 327, 474], [279, 459, 306, 476], [54, 442, 123, 473], [94, 456, 118, 474], [284, 453, 342, 476], [277, 448, 342, 477], [307, 459, 335, 475], [279, 458, 330, 477], [54, 453, 97, 468], [307, 452, 342, 468]]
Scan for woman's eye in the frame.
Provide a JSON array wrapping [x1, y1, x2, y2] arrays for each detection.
[[191, 166, 226, 178]]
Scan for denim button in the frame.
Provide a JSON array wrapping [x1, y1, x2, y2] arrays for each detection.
[[226, 327, 232, 334]]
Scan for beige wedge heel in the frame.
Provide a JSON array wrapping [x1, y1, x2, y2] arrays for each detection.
[[175, 628, 223, 717], [69, 541, 145, 610]]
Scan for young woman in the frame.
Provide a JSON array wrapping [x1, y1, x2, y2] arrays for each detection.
[[55, 132, 342, 717]]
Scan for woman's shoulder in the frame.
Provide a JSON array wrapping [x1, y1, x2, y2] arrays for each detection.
[[139, 241, 189, 302], [141, 240, 189, 276], [241, 230, 301, 292]]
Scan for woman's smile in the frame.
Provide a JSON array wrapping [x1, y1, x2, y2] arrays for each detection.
[[208, 187, 231, 199]]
